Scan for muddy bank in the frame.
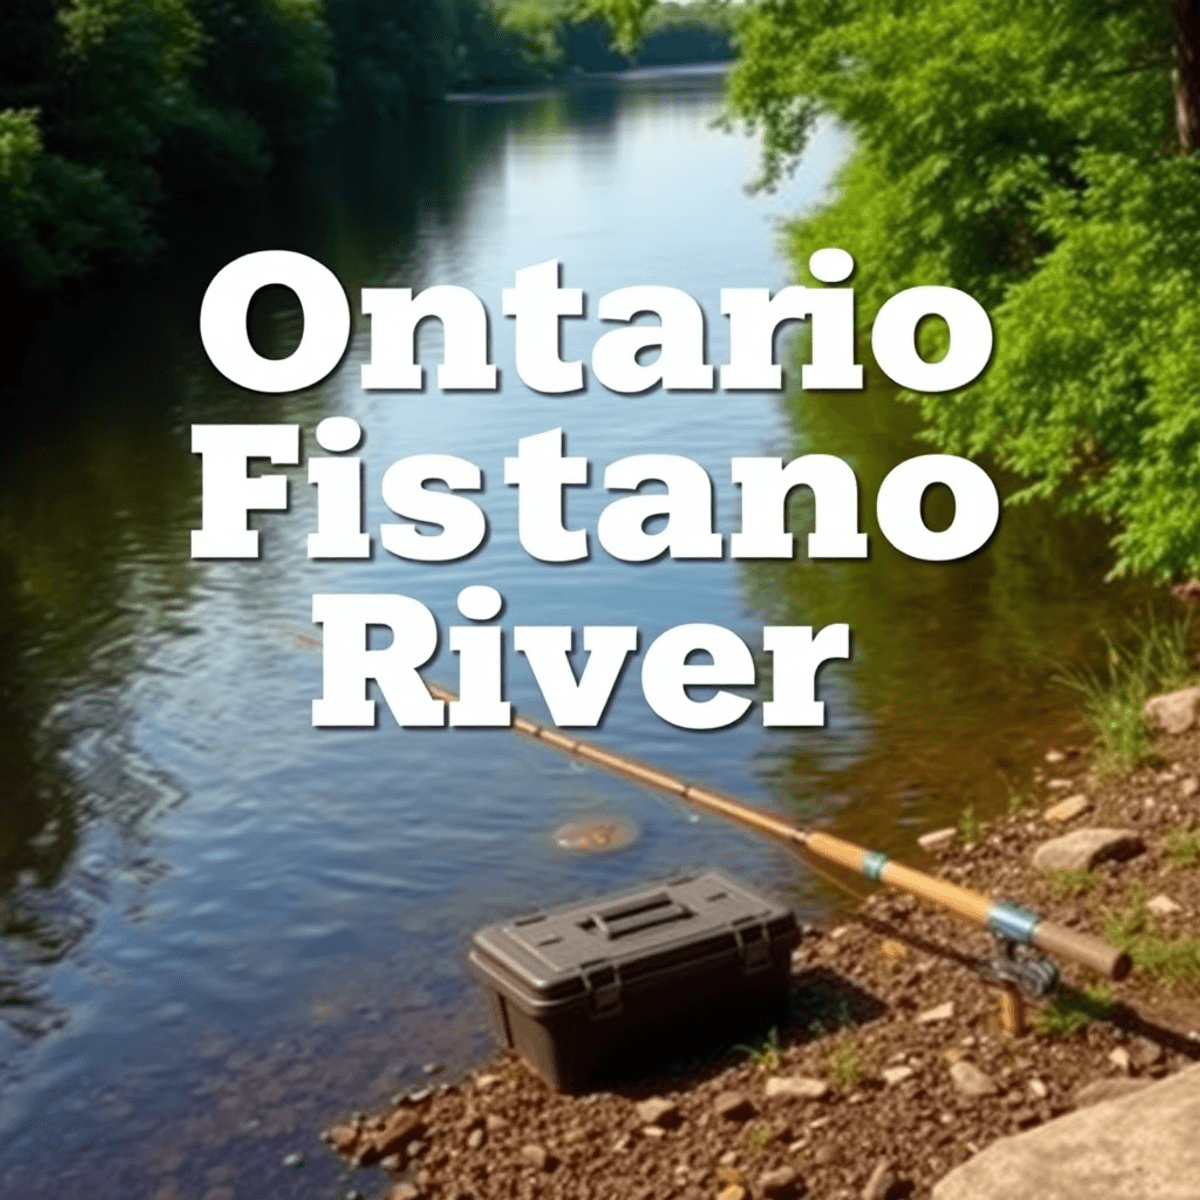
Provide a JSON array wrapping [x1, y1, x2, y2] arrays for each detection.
[[321, 723, 1200, 1200]]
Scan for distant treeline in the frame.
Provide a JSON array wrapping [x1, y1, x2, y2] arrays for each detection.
[[0, 0, 730, 290]]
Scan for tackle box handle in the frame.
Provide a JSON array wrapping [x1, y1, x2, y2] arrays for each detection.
[[589, 892, 693, 939]]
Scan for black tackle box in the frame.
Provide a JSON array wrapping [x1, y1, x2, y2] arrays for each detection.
[[468, 869, 798, 1092]]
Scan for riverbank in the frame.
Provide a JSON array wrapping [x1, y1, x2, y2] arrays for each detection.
[[322, 714, 1200, 1199]]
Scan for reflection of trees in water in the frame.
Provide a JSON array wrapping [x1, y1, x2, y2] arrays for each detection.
[[741, 355, 1158, 852], [0, 100, 519, 1041]]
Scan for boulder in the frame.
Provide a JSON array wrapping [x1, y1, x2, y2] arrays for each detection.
[[1032, 829, 1144, 871], [933, 1064, 1200, 1199], [1143, 687, 1200, 735]]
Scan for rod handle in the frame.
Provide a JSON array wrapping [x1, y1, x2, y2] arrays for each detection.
[[1031, 920, 1131, 982]]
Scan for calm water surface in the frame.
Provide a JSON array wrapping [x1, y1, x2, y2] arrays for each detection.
[[0, 67, 1154, 1196]]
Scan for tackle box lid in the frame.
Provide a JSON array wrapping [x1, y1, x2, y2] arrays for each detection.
[[468, 869, 796, 1012]]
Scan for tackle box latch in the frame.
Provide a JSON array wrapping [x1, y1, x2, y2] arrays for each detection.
[[581, 963, 623, 1017], [734, 921, 770, 974]]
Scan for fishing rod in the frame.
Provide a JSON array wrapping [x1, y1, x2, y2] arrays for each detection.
[[284, 630, 1129, 995], [420, 682, 1131, 989]]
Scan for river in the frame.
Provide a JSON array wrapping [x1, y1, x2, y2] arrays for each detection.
[[0, 66, 1155, 1197]]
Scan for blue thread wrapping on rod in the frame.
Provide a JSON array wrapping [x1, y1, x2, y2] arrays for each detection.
[[987, 901, 1040, 944], [862, 851, 889, 882]]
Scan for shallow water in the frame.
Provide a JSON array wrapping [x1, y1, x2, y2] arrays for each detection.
[[0, 66, 1154, 1196]]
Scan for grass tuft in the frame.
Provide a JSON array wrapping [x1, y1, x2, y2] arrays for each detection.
[[1103, 894, 1200, 985], [1041, 867, 1101, 898], [736, 1025, 783, 1073], [957, 803, 981, 845], [1032, 982, 1115, 1038], [1055, 612, 1194, 773], [826, 1036, 861, 1088], [1164, 830, 1200, 869]]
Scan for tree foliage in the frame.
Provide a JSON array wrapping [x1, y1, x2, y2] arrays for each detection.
[[600, 0, 1200, 582]]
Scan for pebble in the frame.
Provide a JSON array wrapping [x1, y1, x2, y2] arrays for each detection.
[[714, 1090, 757, 1121], [1045, 750, 1066, 764], [1109, 1047, 1131, 1073], [881, 1066, 915, 1086], [758, 1164, 802, 1198], [1029, 1078, 1049, 1100], [1148, 893, 1183, 916], [1042, 794, 1091, 823], [918, 827, 956, 853], [1182, 776, 1200, 799], [765, 1075, 830, 1101], [635, 1096, 680, 1127], [281, 1152, 304, 1169], [466, 1127, 485, 1150], [718, 1186, 747, 1200], [716, 1165, 746, 1185], [917, 1001, 955, 1024], [421, 1062, 443, 1077], [474, 1073, 501, 1090], [485, 1113, 508, 1132], [950, 1060, 997, 1098], [520, 1144, 552, 1171], [389, 1185, 420, 1200], [861, 1157, 895, 1200]]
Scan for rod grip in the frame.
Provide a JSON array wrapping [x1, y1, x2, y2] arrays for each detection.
[[1031, 920, 1131, 981]]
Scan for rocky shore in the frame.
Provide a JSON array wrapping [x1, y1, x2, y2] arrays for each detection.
[[321, 704, 1200, 1200]]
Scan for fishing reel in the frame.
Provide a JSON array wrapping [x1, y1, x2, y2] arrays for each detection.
[[985, 931, 1059, 999]]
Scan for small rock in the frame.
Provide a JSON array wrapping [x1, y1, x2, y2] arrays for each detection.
[[950, 1061, 997, 1098], [1148, 893, 1183, 917], [882, 1066, 915, 1086], [1047, 778, 1074, 790], [918, 827, 957, 853], [1109, 1047, 1131, 1073], [1028, 1078, 1048, 1100], [1143, 686, 1200, 734], [421, 1062, 443, 1077], [1132, 1038, 1166, 1068], [474, 1073, 501, 1090], [716, 1165, 746, 1185], [1181, 776, 1200, 799], [281, 1152, 304, 1169], [1032, 828, 1145, 871], [877, 938, 909, 961], [635, 1096, 681, 1128], [718, 1187, 747, 1200], [324, 1123, 361, 1155], [641, 1125, 665, 1139], [861, 1158, 895, 1200], [1042, 794, 1091, 823], [714, 1091, 757, 1121], [765, 1076, 829, 1102], [520, 1144, 553, 1171], [466, 1127, 485, 1150], [1045, 750, 1066, 764], [485, 1113, 509, 1132], [719, 1150, 740, 1166], [917, 1001, 955, 1024], [759, 1164, 803, 1198], [389, 1185, 420, 1200], [1072, 1077, 1154, 1108]]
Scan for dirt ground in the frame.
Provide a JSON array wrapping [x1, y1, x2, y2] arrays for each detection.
[[322, 721, 1200, 1200]]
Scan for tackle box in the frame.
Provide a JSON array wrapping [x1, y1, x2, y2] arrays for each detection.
[[468, 869, 798, 1092]]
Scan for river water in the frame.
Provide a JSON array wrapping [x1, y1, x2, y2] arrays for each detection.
[[0, 66, 1154, 1197]]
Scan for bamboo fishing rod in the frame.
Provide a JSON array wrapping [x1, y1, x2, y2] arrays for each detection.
[[423, 682, 1131, 983]]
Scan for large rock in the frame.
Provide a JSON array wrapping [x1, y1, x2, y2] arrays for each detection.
[[1143, 687, 1200, 735], [932, 1063, 1200, 1199], [1032, 828, 1144, 871]]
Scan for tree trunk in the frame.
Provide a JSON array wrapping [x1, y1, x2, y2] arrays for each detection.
[[1174, 0, 1200, 150]]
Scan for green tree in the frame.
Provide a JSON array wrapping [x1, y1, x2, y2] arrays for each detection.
[[598, 0, 1200, 583]]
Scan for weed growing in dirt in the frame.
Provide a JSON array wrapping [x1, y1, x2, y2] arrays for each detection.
[[1056, 613, 1194, 773], [1103, 895, 1200, 985], [737, 1026, 783, 1073], [1042, 867, 1101, 898], [957, 804, 981, 845], [1032, 982, 1115, 1038], [1164, 830, 1200, 869], [826, 1037, 861, 1088], [745, 1123, 773, 1151]]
